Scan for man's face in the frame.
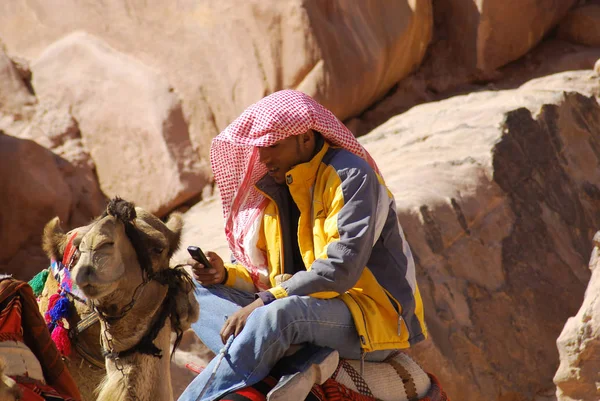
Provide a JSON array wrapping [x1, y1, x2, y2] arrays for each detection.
[[257, 133, 313, 185]]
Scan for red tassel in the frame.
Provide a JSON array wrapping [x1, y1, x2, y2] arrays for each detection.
[[45, 293, 61, 323], [51, 325, 71, 356]]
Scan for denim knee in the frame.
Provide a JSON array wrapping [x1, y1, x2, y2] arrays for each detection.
[[248, 296, 307, 338]]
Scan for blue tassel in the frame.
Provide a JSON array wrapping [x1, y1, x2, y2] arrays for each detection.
[[48, 295, 71, 322]]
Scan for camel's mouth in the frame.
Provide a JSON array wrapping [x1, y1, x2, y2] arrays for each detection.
[[79, 282, 112, 299]]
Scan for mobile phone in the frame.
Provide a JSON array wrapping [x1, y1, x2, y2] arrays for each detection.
[[187, 246, 213, 269]]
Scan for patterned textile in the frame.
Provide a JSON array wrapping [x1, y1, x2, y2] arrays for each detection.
[[335, 360, 374, 397], [0, 278, 81, 400], [210, 90, 381, 289], [218, 376, 324, 401], [49, 233, 86, 302], [13, 378, 77, 401], [217, 373, 450, 401], [0, 291, 22, 342], [420, 374, 450, 401], [331, 353, 431, 401], [320, 378, 379, 401]]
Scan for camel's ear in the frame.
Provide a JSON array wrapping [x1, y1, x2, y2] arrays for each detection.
[[165, 212, 183, 257], [42, 217, 68, 260]]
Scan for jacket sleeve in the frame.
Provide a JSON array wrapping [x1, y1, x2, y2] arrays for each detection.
[[261, 163, 382, 302], [223, 262, 257, 293]]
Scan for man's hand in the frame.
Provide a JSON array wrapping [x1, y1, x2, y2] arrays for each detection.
[[220, 298, 264, 344], [188, 251, 226, 286]]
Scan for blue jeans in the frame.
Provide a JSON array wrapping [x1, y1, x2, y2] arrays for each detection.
[[178, 283, 392, 401]]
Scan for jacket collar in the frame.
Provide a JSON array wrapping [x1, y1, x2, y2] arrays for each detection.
[[255, 136, 329, 198]]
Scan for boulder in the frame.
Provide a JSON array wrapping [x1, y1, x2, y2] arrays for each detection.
[[361, 70, 600, 400], [0, 0, 433, 155], [0, 48, 106, 279], [31, 31, 205, 216], [557, 4, 600, 47], [0, 133, 72, 280], [0, 45, 35, 118], [421, 0, 576, 92], [6, 101, 107, 228], [554, 232, 600, 401]]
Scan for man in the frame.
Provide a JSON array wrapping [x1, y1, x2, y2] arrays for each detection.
[[179, 90, 426, 401]]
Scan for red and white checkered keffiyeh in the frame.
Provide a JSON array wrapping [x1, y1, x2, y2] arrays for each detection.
[[210, 89, 381, 290]]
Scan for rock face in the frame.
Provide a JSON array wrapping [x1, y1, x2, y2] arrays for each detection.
[[557, 3, 600, 47], [0, 45, 35, 116], [554, 232, 600, 401], [0, 133, 72, 280], [361, 70, 600, 400], [31, 31, 204, 217], [0, 46, 108, 280], [0, 0, 432, 156], [421, 0, 576, 92]]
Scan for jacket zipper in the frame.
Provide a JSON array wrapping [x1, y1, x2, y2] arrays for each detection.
[[347, 292, 372, 350], [384, 289, 404, 336], [255, 188, 286, 277]]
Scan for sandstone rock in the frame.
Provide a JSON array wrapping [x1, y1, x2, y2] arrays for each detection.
[[350, 39, 600, 137], [475, 1, 576, 71], [0, 0, 432, 157], [554, 232, 600, 401], [420, 0, 576, 92], [362, 70, 600, 400], [557, 4, 600, 47], [0, 45, 35, 118], [31, 31, 205, 216], [0, 132, 72, 280], [172, 192, 232, 268], [7, 102, 107, 227]]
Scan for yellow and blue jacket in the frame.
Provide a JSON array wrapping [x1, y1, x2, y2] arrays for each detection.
[[223, 141, 427, 352]]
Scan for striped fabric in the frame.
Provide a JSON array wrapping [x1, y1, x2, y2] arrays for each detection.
[[218, 361, 451, 401], [0, 278, 81, 401]]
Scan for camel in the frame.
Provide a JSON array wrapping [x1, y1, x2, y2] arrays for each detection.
[[41, 197, 199, 401]]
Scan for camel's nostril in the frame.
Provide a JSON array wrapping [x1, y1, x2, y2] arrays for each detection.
[[74, 264, 94, 287]]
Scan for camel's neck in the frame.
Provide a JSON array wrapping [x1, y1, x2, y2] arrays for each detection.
[[97, 322, 173, 401], [97, 281, 173, 401], [98, 281, 168, 353]]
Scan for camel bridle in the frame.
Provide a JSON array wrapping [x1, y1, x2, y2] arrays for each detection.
[[90, 198, 192, 401]]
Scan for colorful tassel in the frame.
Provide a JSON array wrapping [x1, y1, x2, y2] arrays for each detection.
[[28, 269, 49, 297], [45, 293, 61, 323], [48, 295, 71, 322], [51, 325, 71, 356]]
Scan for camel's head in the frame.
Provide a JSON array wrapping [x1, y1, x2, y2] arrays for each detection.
[[42, 197, 183, 302]]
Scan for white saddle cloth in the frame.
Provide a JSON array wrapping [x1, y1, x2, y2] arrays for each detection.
[[0, 340, 45, 383], [332, 353, 431, 401]]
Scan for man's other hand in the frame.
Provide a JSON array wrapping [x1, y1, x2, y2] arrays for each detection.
[[188, 251, 226, 286], [220, 298, 264, 344]]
